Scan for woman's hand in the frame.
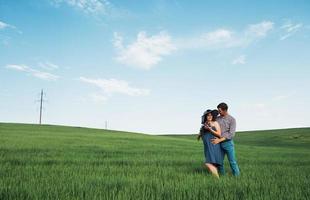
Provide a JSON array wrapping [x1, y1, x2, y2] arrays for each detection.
[[197, 134, 202, 141], [204, 123, 211, 131]]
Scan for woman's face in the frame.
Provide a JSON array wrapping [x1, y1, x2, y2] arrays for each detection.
[[206, 113, 213, 122]]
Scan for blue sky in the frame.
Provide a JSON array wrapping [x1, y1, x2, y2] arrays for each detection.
[[0, 0, 309, 134]]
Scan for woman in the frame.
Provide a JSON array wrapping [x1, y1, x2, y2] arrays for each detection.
[[198, 109, 224, 178]]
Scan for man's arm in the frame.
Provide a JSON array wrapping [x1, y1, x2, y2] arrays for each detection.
[[211, 117, 236, 144], [220, 117, 236, 140], [228, 117, 236, 139]]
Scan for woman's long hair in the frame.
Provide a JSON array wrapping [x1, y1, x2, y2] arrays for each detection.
[[211, 110, 219, 121], [202, 109, 219, 123]]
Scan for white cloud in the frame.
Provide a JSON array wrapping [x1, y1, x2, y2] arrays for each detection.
[[232, 55, 246, 65], [0, 20, 17, 30], [177, 29, 243, 49], [0, 20, 21, 33], [201, 29, 233, 44], [6, 64, 28, 71], [245, 21, 274, 38], [0, 21, 10, 29], [272, 95, 288, 101], [79, 77, 150, 99], [112, 21, 274, 70], [245, 92, 294, 122], [272, 92, 295, 101], [38, 61, 59, 70], [90, 93, 108, 103], [0, 20, 21, 46], [5, 64, 59, 81], [176, 21, 274, 50], [254, 103, 266, 109], [280, 21, 303, 40], [113, 31, 176, 70], [51, 0, 110, 15]]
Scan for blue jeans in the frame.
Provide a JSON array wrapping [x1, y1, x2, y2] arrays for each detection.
[[217, 140, 240, 176]]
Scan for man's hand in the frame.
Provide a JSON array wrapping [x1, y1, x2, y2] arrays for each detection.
[[211, 137, 224, 144]]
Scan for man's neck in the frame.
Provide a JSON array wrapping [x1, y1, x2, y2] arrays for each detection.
[[221, 113, 229, 117]]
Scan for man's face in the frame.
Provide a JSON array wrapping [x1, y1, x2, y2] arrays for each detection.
[[218, 108, 225, 116]]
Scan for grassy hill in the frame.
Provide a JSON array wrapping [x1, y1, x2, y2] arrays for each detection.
[[0, 123, 309, 200]]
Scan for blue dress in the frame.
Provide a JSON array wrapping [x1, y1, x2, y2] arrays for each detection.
[[202, 126, 224, 166]]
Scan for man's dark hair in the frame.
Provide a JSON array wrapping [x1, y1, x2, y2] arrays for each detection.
[[217, 102, 228, 111]]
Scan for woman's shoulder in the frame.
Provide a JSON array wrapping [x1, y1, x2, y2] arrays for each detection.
[[213, 121, 220, 126]]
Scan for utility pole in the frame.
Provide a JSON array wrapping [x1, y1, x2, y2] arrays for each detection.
[[105, 120, 108, 129], [39, 89, 43, 125]]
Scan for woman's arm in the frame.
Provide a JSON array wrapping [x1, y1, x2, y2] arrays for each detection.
[[208, 122, 221, 138], [209, 122, 226, 144], [197, 126, 204, 141]]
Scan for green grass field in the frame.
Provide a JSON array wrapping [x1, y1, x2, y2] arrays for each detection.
[[0, 123, 309, 200]]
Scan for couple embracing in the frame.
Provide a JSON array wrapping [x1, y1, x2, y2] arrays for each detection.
[[197, 102, 240, 178]]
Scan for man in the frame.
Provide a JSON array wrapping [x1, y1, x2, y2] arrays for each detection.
[[211, 102, 240, 176]]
